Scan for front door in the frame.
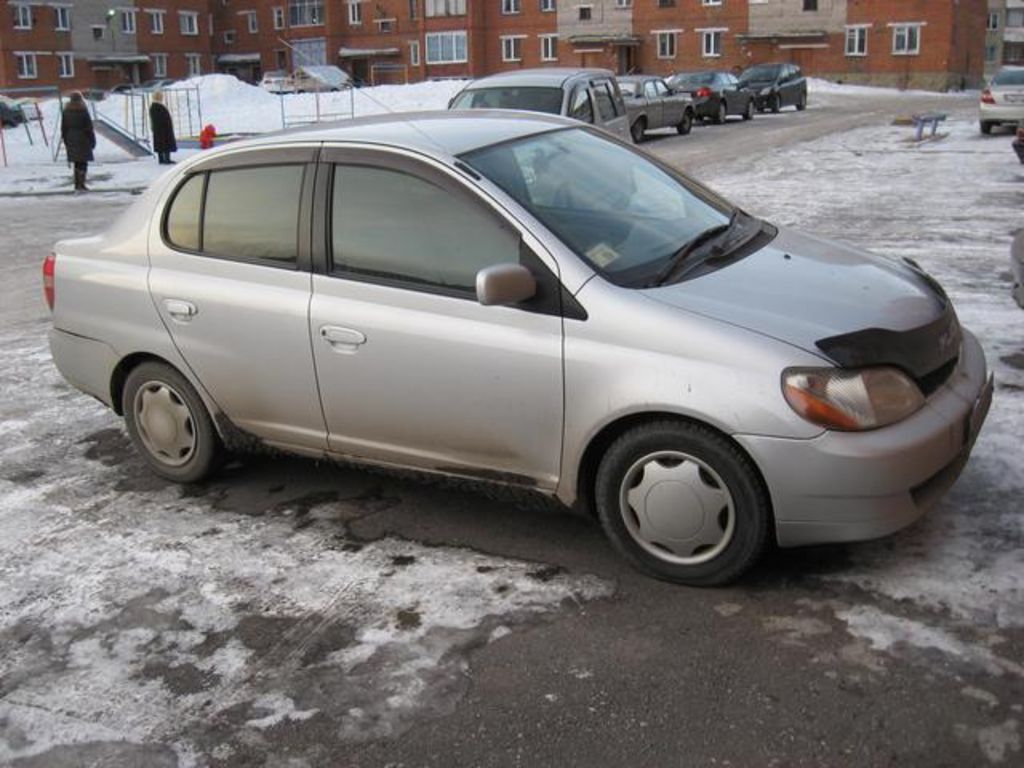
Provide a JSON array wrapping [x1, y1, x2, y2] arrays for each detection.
[[148, 148, 327, 450], [308, 149, 564, 489]]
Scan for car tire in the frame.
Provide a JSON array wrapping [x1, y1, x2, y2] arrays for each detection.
[[980, 121, 994, 135], [631, 117, 647, 144], [796, 91, 807, 111], [771, 93, 781, 114], [123, 361, 223, 484], [594, 420, 771, 586], [714, 101, 727, 125], [677, 110, 693, 135], [743, 100, 754, 121]]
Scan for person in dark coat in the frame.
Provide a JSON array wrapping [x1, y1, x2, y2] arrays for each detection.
[[61, 92, 96, 192], [149, 91, 177, 164]]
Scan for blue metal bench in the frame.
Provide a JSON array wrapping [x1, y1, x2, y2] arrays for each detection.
[[911, 112, 947, 141]]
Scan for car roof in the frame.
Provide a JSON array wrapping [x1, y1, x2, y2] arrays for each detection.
[[216, 110, 579, 159], [461, 68, 615, 90], [617, 75, 663, 83]]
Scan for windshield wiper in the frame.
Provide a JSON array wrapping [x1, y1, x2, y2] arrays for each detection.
[[649, 210, 740, 287]]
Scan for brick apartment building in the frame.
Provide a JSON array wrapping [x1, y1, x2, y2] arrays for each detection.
[[1, 0, 989, 92], [986, 0, 1024, 75]]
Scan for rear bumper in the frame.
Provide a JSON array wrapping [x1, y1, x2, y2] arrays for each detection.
[[979, 103, 1024, 124], [736, 329, 992, 547], [49, 328, 118, 408]]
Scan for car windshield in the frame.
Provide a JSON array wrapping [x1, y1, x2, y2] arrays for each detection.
[[462, 128, 734, 285], [674, 72, 716, 85], [451, 87, 565, 114], [993, 69, 1024, 86], [739, 65, 780, 82]]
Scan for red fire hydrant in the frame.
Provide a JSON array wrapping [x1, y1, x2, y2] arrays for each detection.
[[199, 124, 217, 150]]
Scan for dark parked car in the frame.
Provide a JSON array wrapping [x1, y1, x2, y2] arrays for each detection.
[[449, 68, 632, 143], [667, 71, 753, 124], [1, 97, 26, 127], [739, 63, 808, 113], [618, 75, 695, 142]]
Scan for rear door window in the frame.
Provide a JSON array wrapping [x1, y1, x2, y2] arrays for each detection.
[[570, 88, 594, 123], [165, 173, 204, 251], [644, 81, 658, 100], [593, 83, 617, 121]]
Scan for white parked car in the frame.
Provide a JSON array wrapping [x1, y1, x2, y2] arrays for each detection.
[[259, 70, 294, 94], [980, 66, 1024, 134]]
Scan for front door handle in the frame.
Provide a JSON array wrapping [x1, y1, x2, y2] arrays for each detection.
[[320, 325, 366, 352], [164, 299, 197, 322]]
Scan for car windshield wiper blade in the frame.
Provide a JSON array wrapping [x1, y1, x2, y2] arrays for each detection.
[[649, 210, 739, 287]]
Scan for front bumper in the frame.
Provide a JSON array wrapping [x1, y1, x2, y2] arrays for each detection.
[[736, 329, 992, 547]]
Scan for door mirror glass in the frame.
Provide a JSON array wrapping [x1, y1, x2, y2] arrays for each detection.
[[476, 263, 536, 306]]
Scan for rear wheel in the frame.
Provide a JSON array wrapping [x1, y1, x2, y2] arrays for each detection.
[[595, 421, 770, 586], [770, 93, 781, 114], [980, 121, 994, 135], [123, 362, 223, 483], [743, 100, 754, 121], [631, 117, 647, 144], [677, 109, 693, 135], [714, 100, 727, 125]]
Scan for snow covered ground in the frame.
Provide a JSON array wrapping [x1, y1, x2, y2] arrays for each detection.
[[0, 78, 1022, 765]]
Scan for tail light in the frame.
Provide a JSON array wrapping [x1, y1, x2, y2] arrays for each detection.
[[43, 253, 55, 311], [695, 87, 713, 99], [981, 89, 995, 105]]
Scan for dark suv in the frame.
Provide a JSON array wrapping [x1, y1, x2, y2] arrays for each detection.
[[739, 63, 807, 113]]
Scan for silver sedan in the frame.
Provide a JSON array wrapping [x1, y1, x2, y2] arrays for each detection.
[[46, 111, 992, 585]]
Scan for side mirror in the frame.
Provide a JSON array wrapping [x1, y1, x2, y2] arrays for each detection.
[[476, 263, 536, 306]]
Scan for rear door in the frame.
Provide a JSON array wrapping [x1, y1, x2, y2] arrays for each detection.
[[592, 79, 631, 142], [148, 147, 327, 450], [308, 148, 565, 489], [643, 80, 664, 127]]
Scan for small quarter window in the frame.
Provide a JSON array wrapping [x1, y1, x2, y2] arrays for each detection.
[[165, 173, 205, 251], [570, 88, 593, 123]]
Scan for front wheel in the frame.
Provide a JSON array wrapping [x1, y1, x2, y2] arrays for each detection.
[[677, 109, 693, 135], [714, 100, 727, 125], [595, 421, 770, 586], [123, 361, 223, 483], [631, 118, 647, 144], [743, 100, 754, 121], [980, 121, 994, 135], [770, 93, 781, 114], [796, 91, 807, 111]]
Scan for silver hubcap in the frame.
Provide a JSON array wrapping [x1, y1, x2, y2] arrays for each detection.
[[619, 451, 735, 565], [133, 381, 197, 467]]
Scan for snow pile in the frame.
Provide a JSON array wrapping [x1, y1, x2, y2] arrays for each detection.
[[807, 76, 972, 99]]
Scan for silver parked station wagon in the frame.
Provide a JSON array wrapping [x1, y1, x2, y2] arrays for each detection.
[[47, 112, 992, 585]]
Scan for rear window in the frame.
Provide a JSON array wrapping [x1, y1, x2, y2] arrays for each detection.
[[674, 72, 716, 85], [451, 87, 564, 114], [740, 64, 781, 82], [619, 81, 639, 96], [993, 69, 1024, 86]]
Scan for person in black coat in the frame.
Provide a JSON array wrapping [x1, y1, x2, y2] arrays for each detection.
[[61, 92, 96, 192], [149, 91, 177, 164]]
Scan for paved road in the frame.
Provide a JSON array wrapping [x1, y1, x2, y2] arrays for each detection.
[[3, 90, 1020, 768]]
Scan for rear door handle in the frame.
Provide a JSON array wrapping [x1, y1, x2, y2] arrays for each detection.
[[320, 325, 366, 352], [164, 299, 197, 322]]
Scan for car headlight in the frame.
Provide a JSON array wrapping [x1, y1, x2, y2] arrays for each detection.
[[760, 87, 772, 96], [782, 367, 925, 431]]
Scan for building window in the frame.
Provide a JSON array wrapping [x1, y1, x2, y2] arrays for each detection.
[[15, 52, 37, 79], [891, 24, 921, 56], [148, 10, 164, 34], [224, 29, 236, 44], [348, 1, 362, 25], [91, 25, 104, 40], [244, 11, 258, 33], [409, 0, 417, 19], [179, 11, 199, 36], [425, 31, 467, 63], [54, 7, 71, 31], [703, 0, 721, 6], [409, 40, 420, 65], [578, 6, 592, 20], [501, 36, 523, 62], [289, 0, 324, 27], [1009, 9, 1024, 28], [701, 30, 722, 57], [615, 0, 631, 8], [657, 0, 674, 8], [657, 31, 677, 59], [57, 52, 74, 78], [186, 53, 202, 76], [376, 17, 395, 32], [425, 0, 465, 16], [987, 12, 1000, 32], [273, 6, 285, 28], [845, 26, 867, 57], [13, 5, 32, 30], [986, 44, 997, 62], [802, 0, 817, 11], [153, 53, 168, 77], [540, 0, 555, 10], [540, 34, 557, 61], [502, 0, 520, 14], [275, 49, 288, 69], [121, 9, 136, 34]]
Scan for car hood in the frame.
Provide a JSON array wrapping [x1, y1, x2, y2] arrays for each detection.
[[644, 227, 961, 379]]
